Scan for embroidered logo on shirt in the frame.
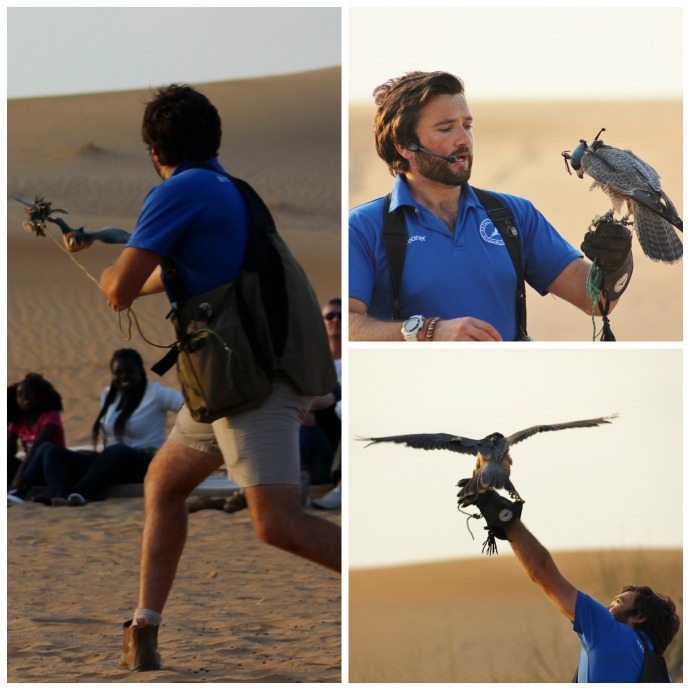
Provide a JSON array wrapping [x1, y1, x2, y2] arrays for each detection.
[[479, 219, 505, 246], [407, 235, 427, 245]]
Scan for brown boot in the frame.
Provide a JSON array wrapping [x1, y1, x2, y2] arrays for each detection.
[[119, 619, 161, 671]]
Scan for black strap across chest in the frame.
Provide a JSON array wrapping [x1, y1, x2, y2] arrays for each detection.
[[381, 186, 529, 340]]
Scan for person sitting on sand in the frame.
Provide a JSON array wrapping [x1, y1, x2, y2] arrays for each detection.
[[472, 491, 679, 681], [12, 349, 183, 506], [308, 297, 342, 510], [349, 71, 635, 341], [7, 373, 66, 498]]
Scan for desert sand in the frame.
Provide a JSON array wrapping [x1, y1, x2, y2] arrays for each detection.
[[7, 69, 341, 682], [350, 548, 682, 683], [350, 100, 682, 341], [8, 499, 341, 682]]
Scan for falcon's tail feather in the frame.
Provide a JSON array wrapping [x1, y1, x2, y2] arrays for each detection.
[[629, 187, 683, 232], [633, 202, 683, 263], [659, 190, 683, 232], [456, 465, 506, 507], [478, 463, 507, 492]]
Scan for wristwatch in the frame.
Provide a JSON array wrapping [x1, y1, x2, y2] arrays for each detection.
[[401, 315, 425, 341]]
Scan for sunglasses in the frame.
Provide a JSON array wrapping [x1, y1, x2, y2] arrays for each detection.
[[324, 312, 341, 321]]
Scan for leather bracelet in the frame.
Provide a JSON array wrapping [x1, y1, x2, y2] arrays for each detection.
[[424, 316, 440, 341]]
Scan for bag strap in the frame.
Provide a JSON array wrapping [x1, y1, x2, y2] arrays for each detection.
[[153, 169, 282, 377], [380, 187, 529, 339], [381, 193, 408, 320], [472, 187, 529, 341], [635, 631, 671, 682]]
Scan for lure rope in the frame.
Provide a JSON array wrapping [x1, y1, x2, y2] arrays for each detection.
[[457, 504, 481, 540], [457, 504, 499, 555], [586, 262, 603, 341], [45, 227, 173, 349], [585, 262, 617, 341]]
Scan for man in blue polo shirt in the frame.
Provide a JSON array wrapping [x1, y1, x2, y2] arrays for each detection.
[[349, 71, 634, 341], [472, 491, 679, 681], [67, 84, 340, 672]]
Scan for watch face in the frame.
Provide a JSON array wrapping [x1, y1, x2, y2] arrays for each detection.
[[403, 316, 423, 334]]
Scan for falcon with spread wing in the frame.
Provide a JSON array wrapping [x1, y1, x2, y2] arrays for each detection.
[[363, 414, 616, 507], [562, 128, 682, 263]]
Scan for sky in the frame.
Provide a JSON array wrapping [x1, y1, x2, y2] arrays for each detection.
[[349, 6, 683, 102], [349, 347, 682, 568], [6, 7, 340, 99]]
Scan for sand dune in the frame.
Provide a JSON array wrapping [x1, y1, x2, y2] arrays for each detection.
[[7, 69, 341, 683], [350, 549, 682, 682], [350, 100, 682, 341], [8, 499, 341, 682], [8, 68, 341, 447]]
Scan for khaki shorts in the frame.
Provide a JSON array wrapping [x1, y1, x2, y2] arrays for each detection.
[[169, 377, 313, 487]]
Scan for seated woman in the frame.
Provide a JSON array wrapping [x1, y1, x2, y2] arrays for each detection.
[[16, 349, 183, 506], [7, 373, 66, 501]]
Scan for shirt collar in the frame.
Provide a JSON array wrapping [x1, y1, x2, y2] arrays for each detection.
[[171, 157, 224, 177], [390, 175, 481, 215], [390, 175, 417, 211], [390, 175, 481, 211]]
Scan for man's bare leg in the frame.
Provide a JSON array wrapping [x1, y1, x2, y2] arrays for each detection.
[[244, 484, 341, 572], [136, 440, 223, 619]]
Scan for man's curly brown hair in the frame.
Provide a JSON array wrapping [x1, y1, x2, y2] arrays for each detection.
[[373, 71, 464, 176], [622, 584, 680, 653]]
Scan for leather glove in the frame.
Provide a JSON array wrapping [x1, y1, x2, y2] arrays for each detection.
[[581, 220, 633, 300], [472, 490, 523, 541], [62, 229, 94, 252]]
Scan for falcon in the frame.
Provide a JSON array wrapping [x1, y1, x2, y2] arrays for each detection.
[[362, 414, 616, 507], [562, 128, 683, 263]]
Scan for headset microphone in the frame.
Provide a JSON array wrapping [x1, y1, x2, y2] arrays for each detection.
[[408, 142, 459, 164]]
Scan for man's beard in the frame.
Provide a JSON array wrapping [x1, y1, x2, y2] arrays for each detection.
[[416, 149, 473, 186], [612, 608, 638, 625]]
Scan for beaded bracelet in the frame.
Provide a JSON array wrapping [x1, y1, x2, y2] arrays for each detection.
[[424, 316, 441, 341]]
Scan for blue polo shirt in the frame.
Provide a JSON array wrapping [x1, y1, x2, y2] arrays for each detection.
[[349, 175, 580, 340], [128, 158, 248, 300], [574, 591, 648, 682]]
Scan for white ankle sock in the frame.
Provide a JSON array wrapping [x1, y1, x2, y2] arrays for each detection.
[[132, 608, 161, 626]]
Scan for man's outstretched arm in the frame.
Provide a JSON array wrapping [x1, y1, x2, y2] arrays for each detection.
[[504, 519, 577, 621], [474, 492, 577, 621]]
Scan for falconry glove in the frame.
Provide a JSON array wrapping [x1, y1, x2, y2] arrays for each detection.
[[581, 220, 634, 301], [472, 490, 523, 555]]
